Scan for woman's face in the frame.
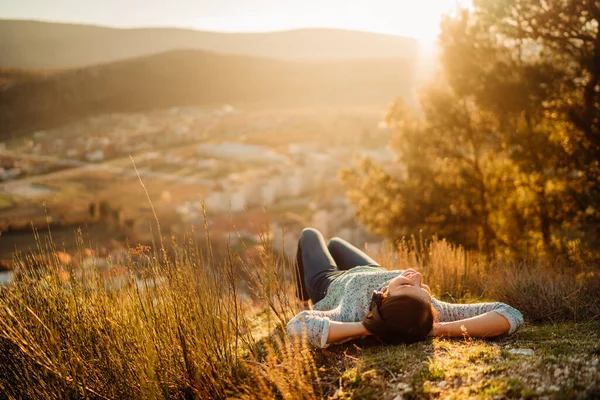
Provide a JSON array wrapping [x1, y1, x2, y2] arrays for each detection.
[[386, 269, 431, 302]]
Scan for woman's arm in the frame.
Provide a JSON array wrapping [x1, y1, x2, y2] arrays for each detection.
[[432, 299, 524, 336], [286, 310, 339, 348], [327, 321, 371, 343], [287, 311, 371, 348], [432, 311, 510, 338]]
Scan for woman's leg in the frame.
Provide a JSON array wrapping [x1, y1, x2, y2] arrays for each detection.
[[295, 228, 341, 304], [327, 237, 379, 270]]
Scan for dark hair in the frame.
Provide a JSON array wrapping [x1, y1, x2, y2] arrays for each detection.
[[362, 290, 434, 344]]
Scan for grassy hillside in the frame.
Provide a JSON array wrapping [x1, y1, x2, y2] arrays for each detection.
[[0, 50, 414, 139], [0, 20, 418, 68], [0, 230, 598, 398], [315, 322, 600, 399]]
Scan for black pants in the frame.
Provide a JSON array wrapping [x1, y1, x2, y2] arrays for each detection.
[[295, 227, 380, 304]]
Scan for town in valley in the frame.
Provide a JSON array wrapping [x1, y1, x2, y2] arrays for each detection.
[[0, 105, 396, 285]]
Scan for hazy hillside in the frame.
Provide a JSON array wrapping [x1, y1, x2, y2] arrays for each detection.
[[0, 68, 58, 87], [0, 20, 418, 69], [0, 50, 414, 139]]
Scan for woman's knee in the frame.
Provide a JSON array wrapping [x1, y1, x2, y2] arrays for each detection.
[[327, 237, 344, 252], [328, 237, 343, 245], [299, 227, 321, 244]]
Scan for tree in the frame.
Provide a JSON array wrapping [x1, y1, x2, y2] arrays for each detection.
[[341, 90, 502, 255], [505, 0, 600, 248], [342, 0, 600, 257]]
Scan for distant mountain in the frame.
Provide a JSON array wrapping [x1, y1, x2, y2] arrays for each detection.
[[0, 50, 414, 139], [0, 20, 418, 69]]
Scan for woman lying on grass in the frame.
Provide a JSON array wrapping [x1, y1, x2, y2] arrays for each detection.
[[287, 228, 524, 348]]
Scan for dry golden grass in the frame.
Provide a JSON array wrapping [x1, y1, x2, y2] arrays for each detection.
[[0, 226, 598, 399], [374, 236, 600, 322], [0, 220, 313, 399]]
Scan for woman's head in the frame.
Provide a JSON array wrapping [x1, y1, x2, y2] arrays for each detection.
[[362, 269, 435, 344]]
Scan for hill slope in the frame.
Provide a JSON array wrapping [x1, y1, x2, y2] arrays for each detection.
[[0, 20, 417, 68], [0, 50, 414, 138], [0, 68, 58, 87]]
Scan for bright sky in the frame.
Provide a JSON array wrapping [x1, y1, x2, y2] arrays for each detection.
[[0, 0, 471, 43]]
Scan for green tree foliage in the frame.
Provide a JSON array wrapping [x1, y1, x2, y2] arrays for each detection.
[[341, 0, 600, 258]]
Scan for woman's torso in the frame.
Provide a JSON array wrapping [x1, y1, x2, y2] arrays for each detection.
[[312, 266, 403, 322]]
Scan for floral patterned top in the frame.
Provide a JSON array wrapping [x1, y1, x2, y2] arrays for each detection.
[[286, 266, 524, 348]]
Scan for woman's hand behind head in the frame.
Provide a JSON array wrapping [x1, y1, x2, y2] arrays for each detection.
[[387, 271, 432, 299]]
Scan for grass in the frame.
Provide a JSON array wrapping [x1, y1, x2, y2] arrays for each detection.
[[0, 219, 311, 399], [0, 223, 599, 398], [375, 236, 600, 323], [314, 322, 599, 399]]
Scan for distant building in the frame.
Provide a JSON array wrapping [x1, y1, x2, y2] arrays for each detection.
[[66, 148, 81, 158], [0, 168, 21, 180], [197, 142, 287, 162], [356, 148, 395, 164], [288, 142, 318, 154], [85, 149, 104, 162], [82, 256, 108, 270], [204, 191, 225, 213], [242, 181, 262, 207], [203, 189, 245, 213], [196, 159, 218, 170], [229, 190, 245, 212], [260, 179, 277, 205], [173, 125, 190, 136], [288, 171, 304, 197]]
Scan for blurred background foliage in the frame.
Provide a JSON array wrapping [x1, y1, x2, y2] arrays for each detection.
[[341, 0, 600, 260]]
